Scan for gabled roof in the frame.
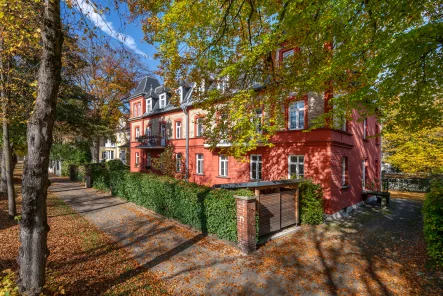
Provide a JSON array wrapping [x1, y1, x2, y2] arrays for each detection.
[[130, 76, 161, 100]]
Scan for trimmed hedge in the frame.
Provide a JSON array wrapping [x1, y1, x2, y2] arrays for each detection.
[[423, 178, 443, 266], [92, 166, 252, 242], [299, 180, 324, 225]]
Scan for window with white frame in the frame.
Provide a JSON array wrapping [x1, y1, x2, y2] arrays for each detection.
[[138, 102, 141, 115], [289, 101, 304, 130], [159, 93, 167, 108], [282, 49, 295, 60], [106, 150, 114, 160], [250, 154, 262, 180], [342, 156, 348, 186], [146, 98, 152, 112], [175, 121, 182, 139], [363, 118, 367, 139], [219, 155, 228, 177], [288, 155, 304, 179], [176, 153, 182, 172], [196, 118, 204, 137], [135, 152, 139, 167], [146, 153, 151, 167], [161, 124, 166, 138], [101, 151, 106, 160], [135, 127, 140, 139], [133, 103, 137, 117], [196, 154, 203, 174], [145, 126, 152, 137], [282, 49, 295, 67]]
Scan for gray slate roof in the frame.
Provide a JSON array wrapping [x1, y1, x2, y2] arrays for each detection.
[[131, 76, 161, 99]]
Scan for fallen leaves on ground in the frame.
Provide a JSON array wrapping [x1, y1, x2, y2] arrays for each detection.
[[0, 169, 169, 295]]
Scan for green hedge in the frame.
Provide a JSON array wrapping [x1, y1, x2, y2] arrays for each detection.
[[423, 178, 443, 266], [92, 166, 252, 242], [299, 180, 324, 225]]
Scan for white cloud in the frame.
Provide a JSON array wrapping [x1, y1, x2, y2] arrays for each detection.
[[72, 0, 147, 57]]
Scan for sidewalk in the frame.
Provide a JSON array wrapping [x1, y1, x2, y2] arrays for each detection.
[[49, 176, 441, 295]]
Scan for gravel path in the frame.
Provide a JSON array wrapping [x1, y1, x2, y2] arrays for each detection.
[[49, 176, 442, 295]]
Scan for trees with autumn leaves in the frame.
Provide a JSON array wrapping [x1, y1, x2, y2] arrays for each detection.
[[125, 0, 443, 158], [384, 127, 443, 174], [1, 0, 146, 294]]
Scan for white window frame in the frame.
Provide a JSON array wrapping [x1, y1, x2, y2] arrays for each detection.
[[288, 155, 304, 179], [282, 48, 295, 60], [101, 151, 107, 160], [135, 152, 139, 167], [196, 154, 204, 175], [145, 126, 152, 137], [289, 101, 305, 130], [175, 121, 182, 139], [176, 153, 182, 172], [159, 93, 167, 108], [106, 150, 114, 160], [219, 155, 228, 177], [146, 98, 152, 112], [250, 154, 262, 180], [135, 127, 140, 139], [342, 156, 347, 186], [160, 124, 166, 139], [196, 118, 204, 137]]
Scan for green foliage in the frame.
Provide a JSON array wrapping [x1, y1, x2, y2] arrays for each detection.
[[51, 141, 92, 165], [299, 180, 324, 225], [422, 178, 443, 266], [0, 269, 19, 296], [126, 0, 443, 157], [384, 127, 443, 174], [88, 163, 110, 191], [105, 159, 128, 172], [94, 166, 252, 242]]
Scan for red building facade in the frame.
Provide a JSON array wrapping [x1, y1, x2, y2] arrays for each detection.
[[128, 76, 381, 215]]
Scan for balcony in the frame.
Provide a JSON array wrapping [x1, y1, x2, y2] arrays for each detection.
[[135, 136, 167, 149]]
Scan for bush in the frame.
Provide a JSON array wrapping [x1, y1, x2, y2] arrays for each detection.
[[423, 178, 443, 266], [299, 180, 324, 225], [105, 159, 128, 172], [95, 167, 253, 242], [88, 163, 109, 191]]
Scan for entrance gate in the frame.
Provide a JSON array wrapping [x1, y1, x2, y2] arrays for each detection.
[[257, 190, 298, 237]]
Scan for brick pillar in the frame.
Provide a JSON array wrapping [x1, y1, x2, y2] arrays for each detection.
[[235, 195, 257, 254]]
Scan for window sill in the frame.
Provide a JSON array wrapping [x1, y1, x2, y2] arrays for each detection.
[[341, 185, 350, 189], [216, 176, 230, 179], [195, 173, 205, 176], [363, 138, 369, 142]]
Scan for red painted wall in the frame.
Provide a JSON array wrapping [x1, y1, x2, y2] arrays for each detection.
[[128, 96, 381, 215]]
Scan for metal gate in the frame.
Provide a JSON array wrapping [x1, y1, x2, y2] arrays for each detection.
[[257, 190, 298, 237]]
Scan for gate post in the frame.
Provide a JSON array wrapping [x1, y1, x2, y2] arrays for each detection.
[[235, 195, 257, 254]]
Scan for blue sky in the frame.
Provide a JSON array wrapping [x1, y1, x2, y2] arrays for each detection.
[[64, 0, 160, 75]]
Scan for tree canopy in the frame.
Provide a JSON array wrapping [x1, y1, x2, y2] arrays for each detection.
[[126, 0, 443, 157]]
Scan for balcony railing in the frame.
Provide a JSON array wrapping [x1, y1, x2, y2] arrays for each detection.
[[136, 135, 167, 148]]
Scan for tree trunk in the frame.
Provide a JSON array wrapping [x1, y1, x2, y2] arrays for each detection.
[[18, 0, 63, 295], [3, 116, 16, 219], [90, 137, 100, 163], [0, 150, 6, 192]]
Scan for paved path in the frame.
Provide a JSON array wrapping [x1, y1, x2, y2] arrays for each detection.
[[49, 177, 442, 295]]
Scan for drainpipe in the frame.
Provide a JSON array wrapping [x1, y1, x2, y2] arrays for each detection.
[[181, 105, 189, 181], [180, 82, 196, 182]]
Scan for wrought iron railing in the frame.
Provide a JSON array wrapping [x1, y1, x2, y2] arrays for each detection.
[[136, 136, 167, 147]]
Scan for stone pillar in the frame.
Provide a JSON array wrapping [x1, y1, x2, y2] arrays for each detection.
[[235, 195, 257, 254]]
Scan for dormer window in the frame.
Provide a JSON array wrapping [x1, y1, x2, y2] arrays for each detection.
[[159, 93, 167, 108], [146, 98, 152, 112], [178, 86, 184, 103]]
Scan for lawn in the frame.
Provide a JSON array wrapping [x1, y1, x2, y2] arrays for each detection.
[[0, 170, 169, 295]]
